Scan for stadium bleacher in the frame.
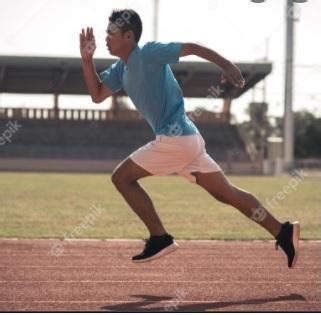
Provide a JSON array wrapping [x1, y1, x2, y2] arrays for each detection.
[[0, 117, 250, 162]]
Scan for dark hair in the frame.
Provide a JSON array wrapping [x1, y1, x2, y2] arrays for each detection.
[[109, 9, 143, 43]]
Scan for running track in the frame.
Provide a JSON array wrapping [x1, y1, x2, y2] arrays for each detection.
[[0, 240, 320, 311]]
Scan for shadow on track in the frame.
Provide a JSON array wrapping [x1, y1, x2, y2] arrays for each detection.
[[101, 293, 306, 312]]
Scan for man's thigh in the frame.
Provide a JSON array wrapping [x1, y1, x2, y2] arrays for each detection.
[[112, 158, 152, 183]]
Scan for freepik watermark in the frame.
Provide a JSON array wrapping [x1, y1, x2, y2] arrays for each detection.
[[207, 0, 220, 10], [251, 205, 268, 222], [0, 121, 22, 146], [109, 10, 133, 33], [50, 241, 64, 256], [188, 85, 224, 121], [265, 169, 306, 210], [188, 84, 225, 122], [49, 204, 106, 256], [252, 0, 306, 36], [168, 120, 183, 136], [207, 85, 225, 98], [166, 83, 225, 136], [85, 10, 134, 54], [250, 169, 306, 222], [163, 289, 187, 312]]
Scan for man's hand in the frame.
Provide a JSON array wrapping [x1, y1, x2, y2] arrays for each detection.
[[80, 27, 96, 61], [221, 62, 245, 88], [79, 27, 113, 103]]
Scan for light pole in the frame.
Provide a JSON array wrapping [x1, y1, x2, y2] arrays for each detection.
[[153, 0, 159, 40], [283, 0, 307, 169], [251, 0, 307, 170], [284, 0, 295, 170]]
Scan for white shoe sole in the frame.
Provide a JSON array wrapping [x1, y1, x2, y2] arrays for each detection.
[[132, 242, 179, 263], [290, 221, 300, 268]]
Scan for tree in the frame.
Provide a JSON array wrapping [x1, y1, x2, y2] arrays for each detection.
[[274, 111, 321, 158]]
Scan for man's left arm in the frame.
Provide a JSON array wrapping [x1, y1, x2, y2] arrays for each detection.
[[180, 43, 245, 88]]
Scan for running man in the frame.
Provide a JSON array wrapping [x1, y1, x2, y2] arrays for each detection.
[[80, 9, 300, 267]]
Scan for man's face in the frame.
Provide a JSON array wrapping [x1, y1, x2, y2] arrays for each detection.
[[105, 23, 127, 56]]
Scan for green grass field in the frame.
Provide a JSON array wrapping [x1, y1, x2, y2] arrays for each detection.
[[1, 172, 320, 240]]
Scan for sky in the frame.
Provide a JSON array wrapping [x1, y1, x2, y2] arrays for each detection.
[[0, 0, 320, 122]]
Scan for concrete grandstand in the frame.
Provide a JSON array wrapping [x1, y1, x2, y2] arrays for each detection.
[[0, 56, 272, 174]]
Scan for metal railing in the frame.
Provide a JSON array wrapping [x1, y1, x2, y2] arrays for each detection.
[[0, 107, 143, 121], [0, 107, 226, 122]]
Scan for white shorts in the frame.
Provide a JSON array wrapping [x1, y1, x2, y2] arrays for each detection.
[[129, 133, 221, 183]]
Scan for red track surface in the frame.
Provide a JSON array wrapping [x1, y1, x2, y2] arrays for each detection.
[[0, 239, 320, 311]]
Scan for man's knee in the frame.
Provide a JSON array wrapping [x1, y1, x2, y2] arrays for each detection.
[[111, 162, 141, 190], [111, 168, 128, 190]]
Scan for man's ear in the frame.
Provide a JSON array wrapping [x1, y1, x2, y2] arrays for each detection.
[[125, 30, 134, 41]]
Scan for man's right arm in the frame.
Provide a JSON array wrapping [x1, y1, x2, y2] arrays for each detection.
[[81, 58, 112, 103], [80, 27, 112, 103]]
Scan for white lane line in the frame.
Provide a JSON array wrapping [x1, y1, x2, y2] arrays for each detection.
[[0, 265, 319, 269], [0, 242, 321, 247], [0, 250, 321, 260], [0, 300, 319, 304]]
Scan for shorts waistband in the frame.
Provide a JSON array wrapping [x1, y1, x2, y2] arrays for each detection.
[[155, 133, 200, 144]]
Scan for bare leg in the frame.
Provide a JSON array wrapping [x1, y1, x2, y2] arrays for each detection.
[[192, 171, 282, 237], [111, 158, 166, 236]]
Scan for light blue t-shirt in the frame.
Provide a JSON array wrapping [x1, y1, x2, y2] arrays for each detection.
[[100, 41, 199, 136]]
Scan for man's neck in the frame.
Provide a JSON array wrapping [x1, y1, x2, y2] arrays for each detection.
[[119, 44, 137, 64]]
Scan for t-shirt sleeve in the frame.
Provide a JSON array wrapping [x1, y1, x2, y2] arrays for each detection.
[[99, 61, 123, 93], [143, 41, 182, 64]]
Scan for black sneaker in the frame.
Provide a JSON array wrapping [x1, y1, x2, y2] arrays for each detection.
[[132, 233, 179, 263], [275, 221, 300, 268]]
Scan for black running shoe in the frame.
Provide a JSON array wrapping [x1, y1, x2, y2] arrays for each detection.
[[275, 221, 300, 268], [132, 233, 179, 263]]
